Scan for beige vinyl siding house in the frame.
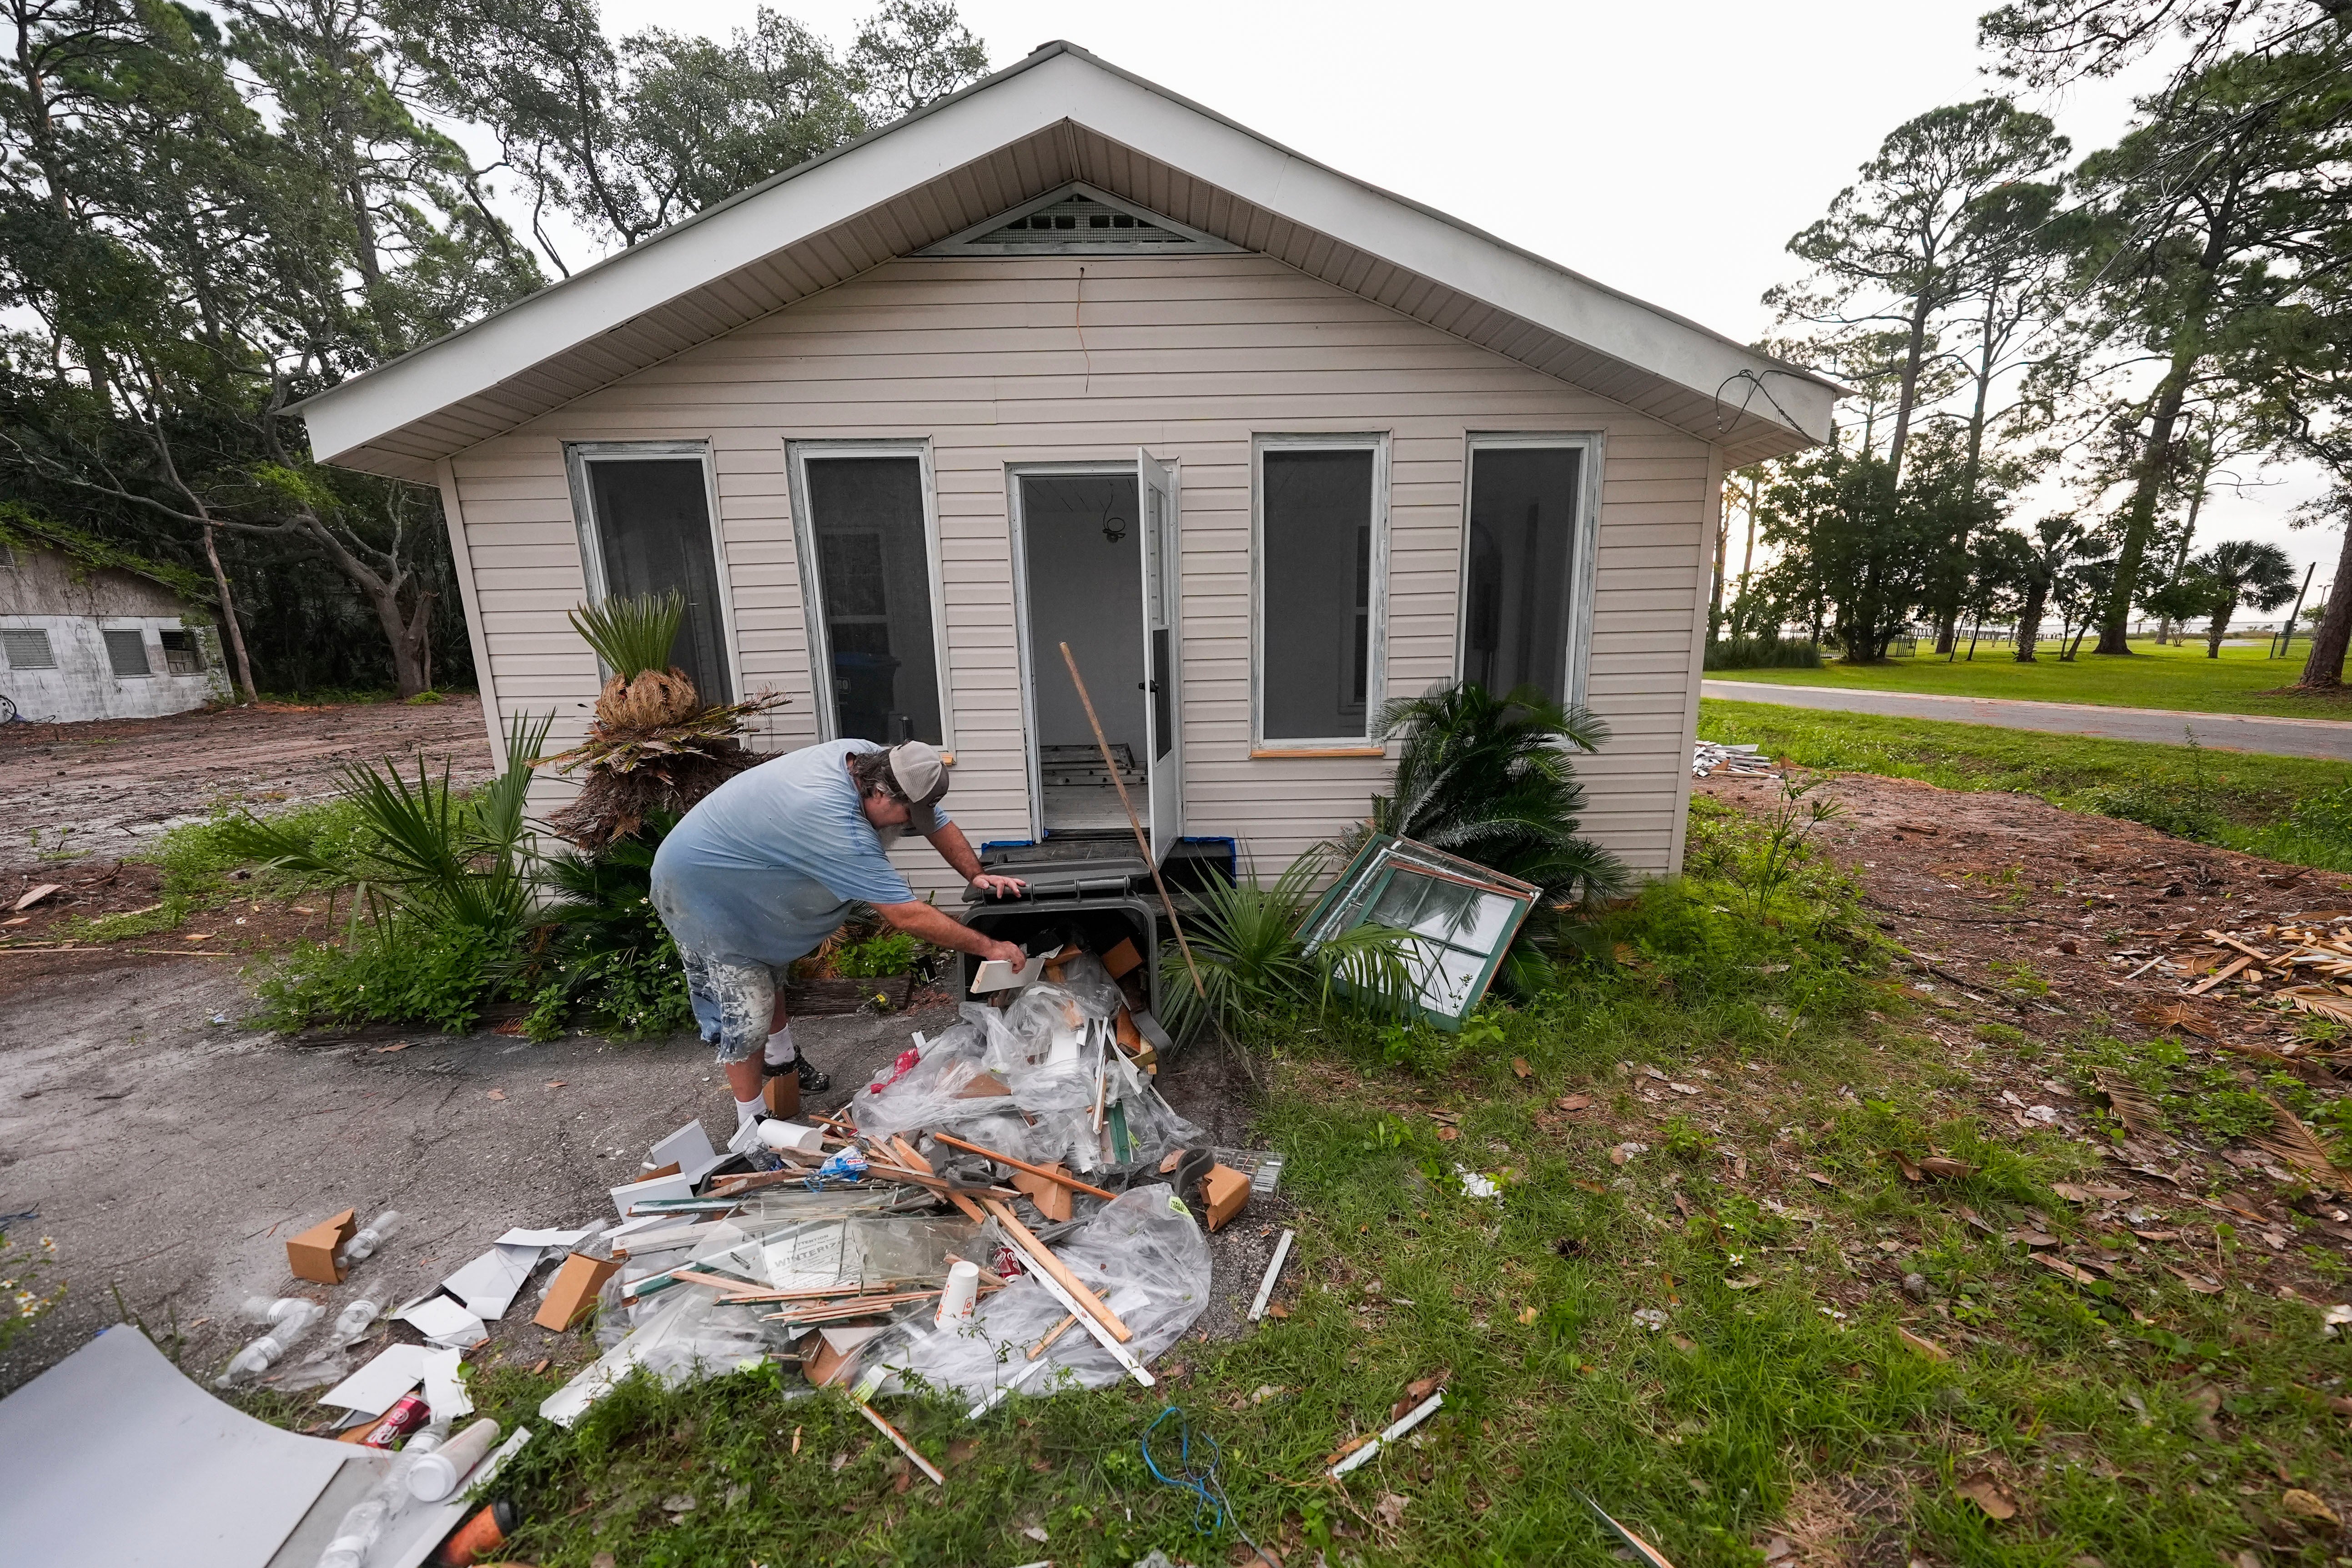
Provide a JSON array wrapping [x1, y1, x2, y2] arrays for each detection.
[[303, 42, 1835, 895]]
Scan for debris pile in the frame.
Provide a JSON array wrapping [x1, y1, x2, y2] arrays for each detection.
[[1693, 739, 1774, 779], [538, 934, 1273, 1462]]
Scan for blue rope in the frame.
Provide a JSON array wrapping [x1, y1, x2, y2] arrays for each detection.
[[1140, 1407, 1266, 1560], [1141, 1406, 1227, 1533]]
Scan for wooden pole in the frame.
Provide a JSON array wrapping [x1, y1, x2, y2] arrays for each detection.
[[931, 1131, 1116, 1201], [1057, 641, 1210, 1010], [983, 1196, 1133, 1342]]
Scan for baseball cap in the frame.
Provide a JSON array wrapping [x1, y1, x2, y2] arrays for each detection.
[[886, 741, 951, 834]]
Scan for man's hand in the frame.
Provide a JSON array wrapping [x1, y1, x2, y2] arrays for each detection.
[[968, 872, 1027, 899], [982, 938, 1026, 968]]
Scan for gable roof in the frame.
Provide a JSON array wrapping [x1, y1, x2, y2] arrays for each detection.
[[297, 41, 1838, 481]]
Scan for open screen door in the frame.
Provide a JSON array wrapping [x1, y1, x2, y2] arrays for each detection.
[[1137, 449, 1183, 862]]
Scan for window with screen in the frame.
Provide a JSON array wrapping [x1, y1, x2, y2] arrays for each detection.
[[103, 628, 151, 678], [159, 628, 204, 675], [795, 452, 944, 746], [2, 627, 56, 669], [573, 450, 734, 705], [1462, 442, 1586, 705], [1258, 442, 1382, 744]]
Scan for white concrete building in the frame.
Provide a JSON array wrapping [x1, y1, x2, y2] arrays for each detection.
[[0, 536, 227, 723]]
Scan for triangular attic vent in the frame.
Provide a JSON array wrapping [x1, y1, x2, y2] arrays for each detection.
[[919, 183, 1238, 256]]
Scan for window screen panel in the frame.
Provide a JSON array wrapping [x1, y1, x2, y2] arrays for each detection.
[[2, 627, 56, 669], [1261, 448, 1376, 742], [583, 456, 733, 704], [802, 456, 942, 745], [159, 628, 203, 675], [1463, 446, 1583, 704], [103, 628, 151, 677]]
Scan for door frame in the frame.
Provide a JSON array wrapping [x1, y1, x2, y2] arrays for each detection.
[[1004, 459, 1151, 845], [563, 439, 743, 705], [784, 438, 955, 749]]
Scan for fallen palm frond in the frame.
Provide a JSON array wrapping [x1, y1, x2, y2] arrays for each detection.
[[2250, 1096, 2352, 1188], [2094, 1068, 2163, 1139]]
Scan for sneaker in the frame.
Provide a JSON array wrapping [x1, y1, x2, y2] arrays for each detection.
[[794, 1056, 830, 1094]]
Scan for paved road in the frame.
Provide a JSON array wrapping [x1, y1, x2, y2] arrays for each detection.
[[1702, 679, 2352, 762]]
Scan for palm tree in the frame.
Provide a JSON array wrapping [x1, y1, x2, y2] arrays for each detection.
[[1366, 681, 1628, 910], [2181, 540, 2299, 658], [2011, 513, 2088, 662]]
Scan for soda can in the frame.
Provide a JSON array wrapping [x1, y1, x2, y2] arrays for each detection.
[[360, 1392, 431, 1449]]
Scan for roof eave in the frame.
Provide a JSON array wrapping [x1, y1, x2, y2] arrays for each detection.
[[300, 42, 1835, 471]]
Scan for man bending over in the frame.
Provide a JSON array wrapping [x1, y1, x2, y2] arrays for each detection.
[[650, 739, 1025, 1130]]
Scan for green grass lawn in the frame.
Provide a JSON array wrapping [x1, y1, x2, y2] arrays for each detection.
[[1701, 698, 2352, 871], [269, 824, 2352, 1568], [1708, 637, 2352, 721]]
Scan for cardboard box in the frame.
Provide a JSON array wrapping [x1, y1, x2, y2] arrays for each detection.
[[762, 1073, 800, 1119], [1011, 1164, 1075, 1223], [287, 1208, 357, 1284], [806, 1324, 886, 1386], [1201, 1165, 1251, 1232], [533, 1252, 623, 1332], [1102, 938, 1143, 979]]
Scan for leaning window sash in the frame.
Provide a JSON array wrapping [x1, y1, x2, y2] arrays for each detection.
[[1300, 834, 1538, 1030]]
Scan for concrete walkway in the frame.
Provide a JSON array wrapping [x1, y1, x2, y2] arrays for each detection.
[[1702, 679, 2352, 762]]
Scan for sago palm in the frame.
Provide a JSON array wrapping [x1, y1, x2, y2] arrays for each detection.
[[1366, 681, 1627, 908]]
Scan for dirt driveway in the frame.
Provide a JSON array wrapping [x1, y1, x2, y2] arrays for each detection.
[[0, 695, 496, 875]]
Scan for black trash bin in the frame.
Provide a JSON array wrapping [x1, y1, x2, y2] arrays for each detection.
[[958, 841, 1163, 1019]]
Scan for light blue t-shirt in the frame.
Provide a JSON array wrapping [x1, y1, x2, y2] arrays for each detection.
[[649, 739, 950, 968]]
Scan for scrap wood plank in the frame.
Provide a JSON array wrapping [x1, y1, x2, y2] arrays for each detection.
[[890, 1135, 985, 1223], [2185, 955, 2251, 995], [2208, 932, 2275, 964], [982, 1199, 1130, 1342], [936, 1133, 1117, 1201]]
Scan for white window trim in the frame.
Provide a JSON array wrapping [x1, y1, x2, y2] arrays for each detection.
[[1004, 459, 1143, 842], [563, 440, 743, 704], [784, 439, 954, 750], [1454, 431, 1605, 711], [1250, 432, 1391, 753]]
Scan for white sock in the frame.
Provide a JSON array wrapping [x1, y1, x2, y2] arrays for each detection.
[[764, 1025, 796, 1067], [734, 1095, 762, 1131]]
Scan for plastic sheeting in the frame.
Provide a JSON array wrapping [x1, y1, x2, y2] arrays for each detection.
[[854, 995, 1200, 1175], [851, 1184, 1211, 1406], [541, 1288, 788, 1427]]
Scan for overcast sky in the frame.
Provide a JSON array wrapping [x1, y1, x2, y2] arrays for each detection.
[[565, 0, 2336, 595]]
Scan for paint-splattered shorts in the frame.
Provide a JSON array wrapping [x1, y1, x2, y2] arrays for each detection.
[[679, 951, 789, 1065]]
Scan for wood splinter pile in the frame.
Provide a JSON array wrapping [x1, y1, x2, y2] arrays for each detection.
[[2116, 915, 2352, 1069]]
